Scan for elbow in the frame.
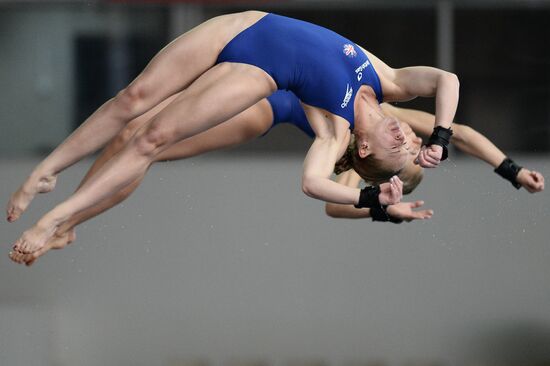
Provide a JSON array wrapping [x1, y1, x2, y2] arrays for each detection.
[[325, 203, 338, 218], [445, 71, 460, 94], [301, 176, 317, 199], [451, 123, 471, 146]]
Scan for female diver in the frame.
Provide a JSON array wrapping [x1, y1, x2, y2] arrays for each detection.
[[10, 90, 543, 265], [7, 11, 459, 262]]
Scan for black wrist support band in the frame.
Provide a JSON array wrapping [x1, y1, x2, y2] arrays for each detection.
[[427, 126, 453, 161], [494, 157, 522, 189], [354, 186, 381, 209], [370, 205, 404, 224], [370, 204, 390, 222]]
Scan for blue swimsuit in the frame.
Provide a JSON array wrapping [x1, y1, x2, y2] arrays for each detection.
[[217, 13, 383, 130], [266, 90, 314, 138]]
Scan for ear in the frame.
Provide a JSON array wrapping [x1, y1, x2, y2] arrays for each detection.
[[357, 138, 372, 159]]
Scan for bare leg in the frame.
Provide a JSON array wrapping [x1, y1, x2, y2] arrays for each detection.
[[23, 98, 273, 266], [23, 99, 273, 265], [10, 61, 276, 263], [6, 11, 267, 222]]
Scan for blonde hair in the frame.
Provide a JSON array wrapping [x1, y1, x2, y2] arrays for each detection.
[[334, 138, 424, 195], [334, 138, 397, 182]]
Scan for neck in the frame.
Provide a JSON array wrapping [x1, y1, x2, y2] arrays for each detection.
[[354, 85, 385, 136]]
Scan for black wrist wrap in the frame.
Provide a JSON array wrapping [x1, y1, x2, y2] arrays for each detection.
[[494, 158, 522, 189], [370, 205, 404, 224], [370, 204, 390, 222], [370, 205, 403, 224], [354, 186, 381, 209], [427, 126, 453, 161]]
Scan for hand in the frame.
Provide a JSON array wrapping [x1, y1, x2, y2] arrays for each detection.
[[386, 200, 434, 222], [378, 176, 403, 206], [415, 145, 443, 168], [516, 168, 545, 193]]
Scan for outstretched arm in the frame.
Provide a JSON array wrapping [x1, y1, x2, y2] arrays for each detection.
[[325, 170, 433, 221], [381, 104, 545, 193]]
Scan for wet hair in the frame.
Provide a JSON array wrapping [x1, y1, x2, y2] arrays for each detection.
[[334, 139, 399, 182], [401, 168, 424, 194], [334, 139, 424, 195]]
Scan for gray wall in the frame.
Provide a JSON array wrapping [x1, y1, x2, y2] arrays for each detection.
[[0, 4, 166, 156], [1, 153, 549, 366]]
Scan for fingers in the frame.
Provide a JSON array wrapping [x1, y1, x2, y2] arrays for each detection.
[[389, 176, 403, 204], [392, 175, 403, 195], [415, 209, 434, 220], [410, 200, 425, 209], [522, 170, 545, 193], [403, 201, 433, 221], [415, 146, 441, 168], [531, 171, 545, 191]]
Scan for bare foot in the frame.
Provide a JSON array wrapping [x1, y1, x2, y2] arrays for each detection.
[[10, 229, 76, 266], [6, 174, 57, 222], [11, 219, 60, 259]]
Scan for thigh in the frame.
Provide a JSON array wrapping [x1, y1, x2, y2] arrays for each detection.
[[133, 62, 277, 155], [155, 98, 273, 161], [126, 12, 267, 113]]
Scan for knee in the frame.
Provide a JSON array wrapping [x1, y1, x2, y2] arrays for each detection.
[[113, 82, 147, 116], [133, 122, 169, 157], [112, 124, 139, 151]]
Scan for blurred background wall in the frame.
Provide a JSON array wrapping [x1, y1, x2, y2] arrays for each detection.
[[0, 1, 549, 366]]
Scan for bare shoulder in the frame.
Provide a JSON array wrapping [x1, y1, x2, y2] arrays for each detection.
[[357, 46, 402, 101], [302, 104, 350, 141]]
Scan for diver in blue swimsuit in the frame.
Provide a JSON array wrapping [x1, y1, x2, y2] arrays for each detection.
[[218, 13, 383, 129], [10, 11, 460, 263]]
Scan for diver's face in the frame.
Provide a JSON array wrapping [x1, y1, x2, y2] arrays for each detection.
[[367, 117, 409, 170], [398, 122, 424, 182], [401, 122, 423, 158]]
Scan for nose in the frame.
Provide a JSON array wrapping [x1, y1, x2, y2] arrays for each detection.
[[388, 118, 400, 131], [394, 129, 405, 142]]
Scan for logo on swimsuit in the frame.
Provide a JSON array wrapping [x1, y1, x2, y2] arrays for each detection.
[[343, 44, 357, 58], [341, 84, 353, 108], [355, 60, 371, 81]]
